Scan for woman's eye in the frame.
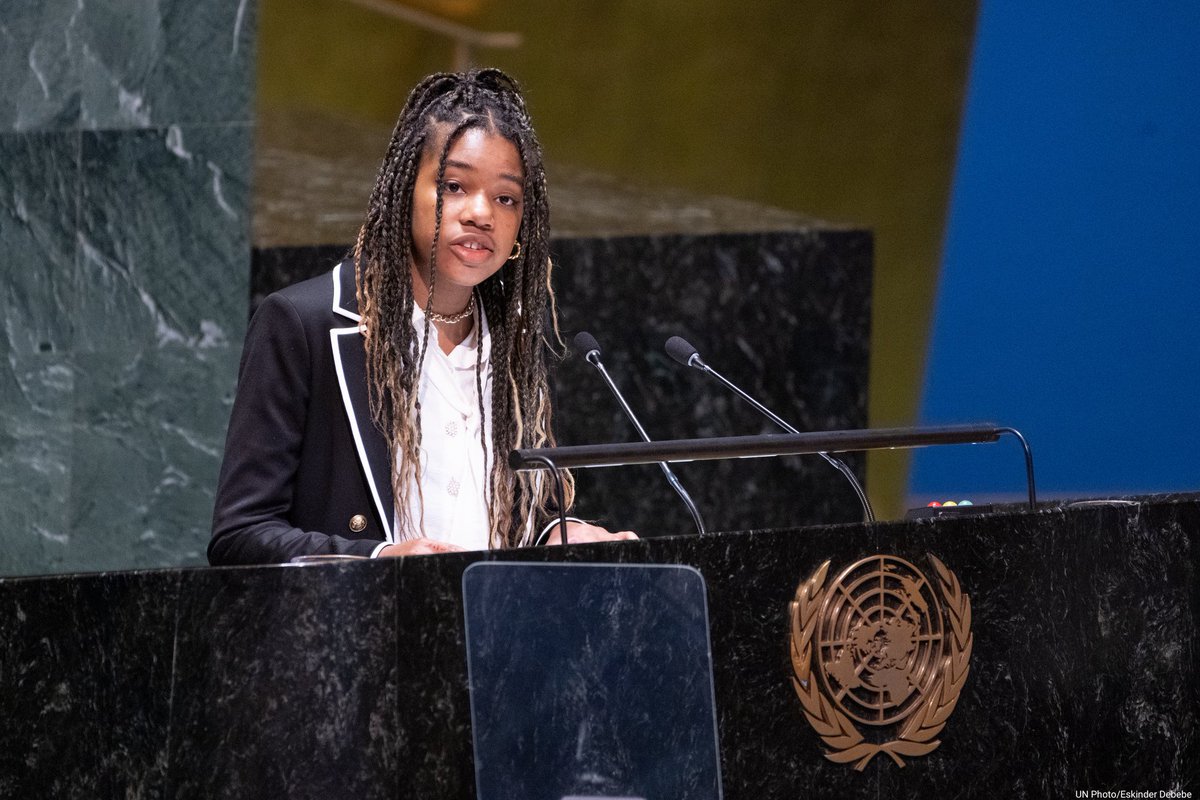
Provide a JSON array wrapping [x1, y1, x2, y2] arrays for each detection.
[[441, 180, 463, 193], [497, 195, 518, 207]]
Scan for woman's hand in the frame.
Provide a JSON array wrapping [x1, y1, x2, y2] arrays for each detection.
[[375, 538, 466, 557], [544, 520, 637, 546]]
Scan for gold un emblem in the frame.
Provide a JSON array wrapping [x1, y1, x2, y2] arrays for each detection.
[[788, 554, 973, 770]]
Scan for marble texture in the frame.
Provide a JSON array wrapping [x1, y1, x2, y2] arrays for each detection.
[[67, 343, 242, 570], [76, 125, 250, 354], [551, 230, 872, 536], [0, 569, 179, 798], [0, 130, 78, 356], [0, 2, 81, 131], [0, 354, 75, 573], [165, 561, 400, 799], [0, 494, 1194, 797], [0, 0, 256, 131], [872, 504, 1198, 795], [0, 0, 255, 576]]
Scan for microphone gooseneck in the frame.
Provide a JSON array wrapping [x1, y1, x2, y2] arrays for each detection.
[[573, 331, 707, 536], [666, 335, 876, 524]]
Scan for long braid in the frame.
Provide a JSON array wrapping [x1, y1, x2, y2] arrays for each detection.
[[356, 69, 573, 548], [355, 74, 462, 538]]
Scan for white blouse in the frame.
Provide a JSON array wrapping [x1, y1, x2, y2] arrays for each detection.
[[392, 302, 494, 552], [370, 302, 564, 556]]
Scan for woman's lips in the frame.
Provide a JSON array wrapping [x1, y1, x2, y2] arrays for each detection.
[[448, 236, 495, 265]]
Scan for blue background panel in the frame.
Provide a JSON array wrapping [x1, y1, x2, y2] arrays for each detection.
[[914, 2, 1200, 501]]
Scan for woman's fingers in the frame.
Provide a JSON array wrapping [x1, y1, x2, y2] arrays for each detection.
[[544, 521, 638, 545], [377, 538, 466, 557]]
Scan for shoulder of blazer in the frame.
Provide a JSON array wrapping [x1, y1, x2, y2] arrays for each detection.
[[270, 259, 358, 324]]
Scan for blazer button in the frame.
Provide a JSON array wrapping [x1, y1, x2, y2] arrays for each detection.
[[349, 514, 368, 533]]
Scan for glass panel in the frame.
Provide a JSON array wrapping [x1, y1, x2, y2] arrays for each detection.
[[463, 562, 723, 800]]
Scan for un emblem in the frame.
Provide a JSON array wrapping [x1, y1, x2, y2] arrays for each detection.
[[788, 555, 973, 770]]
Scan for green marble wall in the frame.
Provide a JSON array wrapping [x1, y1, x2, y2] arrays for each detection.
[[0, 1, 256, 575]]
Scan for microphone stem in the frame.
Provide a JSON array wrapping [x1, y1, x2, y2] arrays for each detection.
[[592, 358, 654, 441], [695, 358, 798, 434], [696, 359, 876, 524], [590, 356, 708, 535]]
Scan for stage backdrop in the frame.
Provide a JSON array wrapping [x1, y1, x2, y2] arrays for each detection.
[[914, 1, 1200, 503]]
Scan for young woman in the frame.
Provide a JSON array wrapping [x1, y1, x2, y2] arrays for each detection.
[[209, 69, 634, 565]]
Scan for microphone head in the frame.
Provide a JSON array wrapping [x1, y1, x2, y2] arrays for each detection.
[[665, 335, 700, 367], [573, 330, 601, 359]]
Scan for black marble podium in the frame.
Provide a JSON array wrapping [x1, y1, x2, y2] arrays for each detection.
[[2, 495, 1197, 798]]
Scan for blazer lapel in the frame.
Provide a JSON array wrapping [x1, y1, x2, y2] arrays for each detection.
[[328, 262, 395, 541], [331, 258, 360, 324]]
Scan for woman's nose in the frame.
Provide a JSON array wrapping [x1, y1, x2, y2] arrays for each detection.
[[461, 191, 492, 228]]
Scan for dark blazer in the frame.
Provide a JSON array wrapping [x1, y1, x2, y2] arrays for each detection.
[[209, 261, 396, 564]]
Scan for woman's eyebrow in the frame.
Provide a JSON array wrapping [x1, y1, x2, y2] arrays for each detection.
[[444, 159, 524, 188]]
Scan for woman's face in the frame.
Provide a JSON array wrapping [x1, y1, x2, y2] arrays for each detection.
[[410, 127, 525, 298]]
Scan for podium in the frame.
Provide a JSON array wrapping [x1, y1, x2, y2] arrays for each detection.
[[1, 494, 1196, 798]]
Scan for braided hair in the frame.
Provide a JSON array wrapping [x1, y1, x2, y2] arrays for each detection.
[[353, 68, 572, 548]]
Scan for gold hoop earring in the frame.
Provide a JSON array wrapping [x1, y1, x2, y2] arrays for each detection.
[[508, 241, 522, 261]]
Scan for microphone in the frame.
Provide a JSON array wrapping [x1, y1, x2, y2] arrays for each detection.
[[573, 331, 707, 535], [665, 335, 875, 523]]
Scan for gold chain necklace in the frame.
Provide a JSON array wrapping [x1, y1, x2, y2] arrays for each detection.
[[428, 293, 475, 325]]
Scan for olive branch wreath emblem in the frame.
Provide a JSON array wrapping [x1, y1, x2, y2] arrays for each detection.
[[788, 555, 973, 770]]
